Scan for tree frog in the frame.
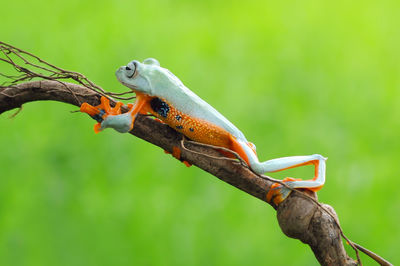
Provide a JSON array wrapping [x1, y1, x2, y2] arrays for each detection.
[[80, 58, 327, 205]]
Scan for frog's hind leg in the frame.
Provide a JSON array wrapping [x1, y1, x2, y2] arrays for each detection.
[[164, 146, 192, 167], [233, 138, 327, 205], [261, 155, 327, 204]]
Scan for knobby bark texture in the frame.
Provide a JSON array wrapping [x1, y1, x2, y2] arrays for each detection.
[[0, 80, 363, 265]]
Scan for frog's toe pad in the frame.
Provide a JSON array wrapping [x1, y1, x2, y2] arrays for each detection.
[[167, 147, 192, 167], [80, 102, 100, 117], [81, 97, 134, 133], [94, 123, 102, 133], [100, 112, 134, 133], [183, 161, 192, 167], [266, 178, 300, 205]]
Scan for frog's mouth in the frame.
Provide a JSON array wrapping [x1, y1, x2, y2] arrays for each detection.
[[119, 80, 138, 90], [115, 67, 137, 89], [115, 61, 153, 95]]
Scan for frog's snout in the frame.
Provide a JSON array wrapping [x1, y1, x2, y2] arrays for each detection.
[[115, 66, 124, 76]]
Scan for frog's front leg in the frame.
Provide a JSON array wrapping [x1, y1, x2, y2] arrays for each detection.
[[80, 95, 151, 133]]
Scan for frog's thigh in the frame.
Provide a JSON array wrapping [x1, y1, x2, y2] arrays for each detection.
[[228, 135, 251, 165]]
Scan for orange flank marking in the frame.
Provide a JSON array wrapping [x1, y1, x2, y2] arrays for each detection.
[[147, 98, 253, 165], [148, 99, 233, 148]]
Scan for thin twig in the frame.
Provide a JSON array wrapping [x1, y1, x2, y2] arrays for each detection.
[[0, 41, 135, 101], [0, 42, 393, 265], [8, 106, 22, 118]]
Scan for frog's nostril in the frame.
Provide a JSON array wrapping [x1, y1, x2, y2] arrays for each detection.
[[125, 66, 132, 71]]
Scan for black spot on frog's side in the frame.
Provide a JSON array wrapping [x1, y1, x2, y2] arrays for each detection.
[[150, 98, 170, 118], [175, 115, 182, 121], [189, 128, 194, 132], [176, 125, 183, 130]]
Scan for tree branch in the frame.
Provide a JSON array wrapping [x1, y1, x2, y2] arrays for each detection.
[[1, 80, 383, 265]]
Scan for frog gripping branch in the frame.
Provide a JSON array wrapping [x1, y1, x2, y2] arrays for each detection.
[[80, 58, 327, 206], [0, 42, 393, 266]]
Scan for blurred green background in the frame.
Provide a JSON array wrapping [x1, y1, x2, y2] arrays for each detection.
[[1, 0, 399, 265]]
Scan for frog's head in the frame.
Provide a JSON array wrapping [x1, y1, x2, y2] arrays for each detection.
[[116, 58, 180, 96]]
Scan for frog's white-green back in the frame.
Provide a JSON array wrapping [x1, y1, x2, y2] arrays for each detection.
[[115, 58, 247, 141], [113, 58, 327, 205]]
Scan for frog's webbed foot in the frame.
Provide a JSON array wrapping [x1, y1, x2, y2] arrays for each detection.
[[80, 96, 135, 133], [266, 177, 302, 205]]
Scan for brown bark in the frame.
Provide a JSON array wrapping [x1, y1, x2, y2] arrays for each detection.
[[0, 80, 382, 265]]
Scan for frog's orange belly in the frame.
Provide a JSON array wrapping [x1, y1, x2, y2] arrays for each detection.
[[147, 97, 252, 165], [148, 98, 231, 148]]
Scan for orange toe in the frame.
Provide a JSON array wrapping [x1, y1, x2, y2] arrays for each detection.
[[266, 186, 284, 205], [266, 178, 304, 205], [100, 96, 111, 112], [93, 123, 102, 133], [270, 183, 281, 189], [80, 103, 100, 116], [266, 179, 294, 205], [169, 146, 191, 167], [273, 194, 284, 206], [183, 161, 192, 167], [172, 146, 182, 160], [110, 101, 123, 115], [266, 183, 280, 202], [81, 97, 135, 134]]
